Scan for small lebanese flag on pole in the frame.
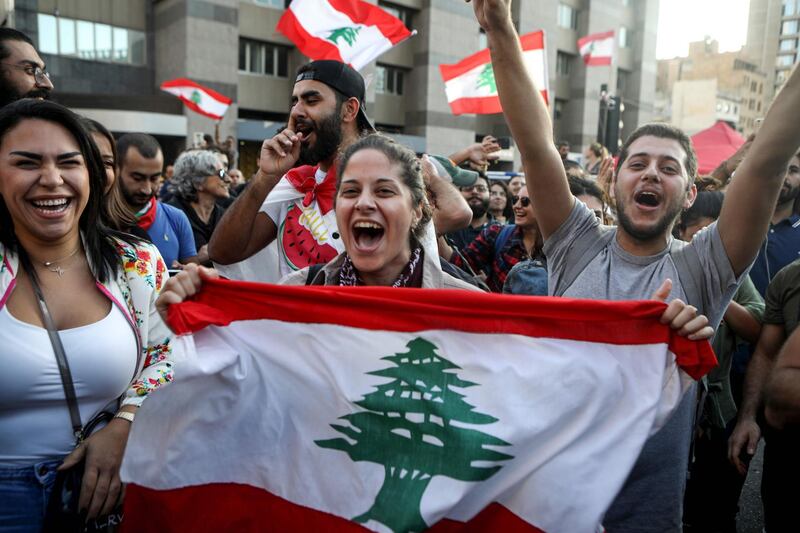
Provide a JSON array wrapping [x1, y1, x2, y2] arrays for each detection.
[[277, 0, 414, 71], [121, 280, 715, 533], [578, 30, 616, 66], [440, 31, 549, 115], [159, 78, 232, 120]]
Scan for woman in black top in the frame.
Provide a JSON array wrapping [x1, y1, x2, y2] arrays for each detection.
[[167, 150, 231, 265]]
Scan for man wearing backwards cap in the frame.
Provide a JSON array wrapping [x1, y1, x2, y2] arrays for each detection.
[[209, 60, 375, 277]]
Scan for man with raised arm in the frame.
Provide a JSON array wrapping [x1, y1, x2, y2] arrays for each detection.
[[209, 60, 373, 277], [469, 0, 800, 530]]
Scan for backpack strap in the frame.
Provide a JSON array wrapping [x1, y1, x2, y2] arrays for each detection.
[[305, 263, 326, 285], [494, 225, 517, 263], [552, 227, 615, 297]]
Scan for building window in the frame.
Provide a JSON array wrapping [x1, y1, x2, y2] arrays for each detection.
[[556, 52, 572, 76], [619, 27, 629, 48], [37, 13, 146, 65], [776, 54, 796, 68], [253, 0, 288, 7], [554, 98, 567, 120], [751, 80, 758, 91], [617, 69, 631, 95], [783, 0, 797, 16], [557, 4, 578, 30], [379, 1, 414, 27], [782, 19, 799, 35], [375, 64, 406, 95], [239, 38, 289, 77], [780, 38, 797, 51]]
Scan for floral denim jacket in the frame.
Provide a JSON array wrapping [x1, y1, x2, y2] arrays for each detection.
[[0, 237, 174, 408]]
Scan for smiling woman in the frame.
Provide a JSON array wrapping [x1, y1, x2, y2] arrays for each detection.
[[0, 99, 175, 529]]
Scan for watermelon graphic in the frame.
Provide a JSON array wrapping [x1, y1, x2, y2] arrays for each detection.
[[279, 203, 339, 270]]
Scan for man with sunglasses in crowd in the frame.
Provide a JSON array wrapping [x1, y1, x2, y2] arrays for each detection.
[[0, 28, 53, 108]]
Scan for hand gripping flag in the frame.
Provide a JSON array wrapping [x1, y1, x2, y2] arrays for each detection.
[[121, 281, 715, 533], [277, 0, 414, 70], [577, 30, 615, 66], [440, 31, 549, 115], [160, 78, 232, 120]]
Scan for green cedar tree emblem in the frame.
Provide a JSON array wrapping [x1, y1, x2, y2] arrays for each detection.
[[316, 337, 513, 533], [476, 64, 497, 94], [190, 89, 202, 105], [327, 26, 362, 47]]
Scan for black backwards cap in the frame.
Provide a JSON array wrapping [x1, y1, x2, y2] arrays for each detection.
[[295, 60, 376, 133]]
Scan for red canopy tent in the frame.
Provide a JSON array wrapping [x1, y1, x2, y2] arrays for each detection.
[[690, 121, 746, 176]]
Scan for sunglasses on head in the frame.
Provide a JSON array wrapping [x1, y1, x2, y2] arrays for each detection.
[[512, 195, 531, 207]]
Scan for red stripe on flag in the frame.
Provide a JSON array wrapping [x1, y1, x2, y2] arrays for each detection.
[[159, 78, 232, 105], [447, 90, 549, 115], [448, 96, 503, 115], [122, 483, 543, 533], [584, 57, 612, 66], [167, 279, 716, 379], [327, 0, 412, 44], [276, 7, 346, 63]]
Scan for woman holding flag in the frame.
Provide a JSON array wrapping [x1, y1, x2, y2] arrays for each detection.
[[0, 99, 174, 528]]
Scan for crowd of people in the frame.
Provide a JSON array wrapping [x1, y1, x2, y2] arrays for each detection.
[[3, 0, 800, 530]]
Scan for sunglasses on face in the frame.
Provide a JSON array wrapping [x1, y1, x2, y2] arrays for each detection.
[[216, 168, 228, 180], [512, 195, 531, 207]]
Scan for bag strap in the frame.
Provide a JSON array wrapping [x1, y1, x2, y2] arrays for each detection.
[[24, 262, 84, 444], [552, 228, 615, 297], [493, 225, 516, 263], [305, 263, 326, 285]]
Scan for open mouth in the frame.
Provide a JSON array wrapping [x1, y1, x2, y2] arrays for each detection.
[[294, 122, 315, 142], [30, 197, 71, 215], [352, 221, 385, 251], [634, 190, 661, 209]]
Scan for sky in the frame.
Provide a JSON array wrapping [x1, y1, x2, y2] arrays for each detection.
[[656, 0, 751, 59]]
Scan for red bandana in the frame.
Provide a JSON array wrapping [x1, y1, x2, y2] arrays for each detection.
[[284, 164, 337, 213], [136, 197, 158, 231]]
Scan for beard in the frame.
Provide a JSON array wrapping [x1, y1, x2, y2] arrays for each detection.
[[469, 198, 490, 218], [616, 194, 684, 243], [778, 182, 800, 206], [121, 185, 153, 210], [0, 77, 51, 108], [297, 110, 343, 166]]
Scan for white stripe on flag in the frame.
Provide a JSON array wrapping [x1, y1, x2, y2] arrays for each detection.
[[162, 86, 229, 118]]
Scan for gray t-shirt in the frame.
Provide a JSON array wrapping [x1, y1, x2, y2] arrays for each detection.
[[544, 200, 745, 532]]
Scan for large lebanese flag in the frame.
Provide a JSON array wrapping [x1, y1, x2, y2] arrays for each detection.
[[440, 31, 549, 115], [277, 0, 414, 70], [121, 281, 714, 533], [159, 78, 232, 120], [578, 30, 615, 66]]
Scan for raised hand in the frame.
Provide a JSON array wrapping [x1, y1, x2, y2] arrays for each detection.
[[467, 0, 514, 33], [258, 116, 305, 179]]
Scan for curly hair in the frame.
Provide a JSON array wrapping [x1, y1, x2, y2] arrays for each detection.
[[169, 150, 221, 203], [337, 134, 432, 242]]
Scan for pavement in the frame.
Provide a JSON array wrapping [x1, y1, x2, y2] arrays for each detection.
[[736, 441, 764, 533]]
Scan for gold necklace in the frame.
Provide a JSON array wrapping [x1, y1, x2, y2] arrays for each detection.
[[40, 246, 81, 276]]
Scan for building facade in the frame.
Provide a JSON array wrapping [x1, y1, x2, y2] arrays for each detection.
[[656, 39, 767, 136], [746, 0, 800, 104], [9, 0, 657, 175]]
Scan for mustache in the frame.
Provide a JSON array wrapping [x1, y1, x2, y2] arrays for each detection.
[[25, 89, 51, 100]]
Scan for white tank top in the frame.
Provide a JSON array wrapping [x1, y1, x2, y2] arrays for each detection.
[[0, 303, 137, 466]]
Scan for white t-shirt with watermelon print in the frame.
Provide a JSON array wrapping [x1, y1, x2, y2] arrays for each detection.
[[261, 167, 344, 278]]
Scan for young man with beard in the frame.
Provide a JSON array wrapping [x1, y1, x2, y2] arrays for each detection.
[[748, 153, 800, 296], [469, 0, 800, 530], [445, 175, 492, 251], [0, 28, 53, 107], [116, 133, 198, 268], [209, 60, 374, 276]]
